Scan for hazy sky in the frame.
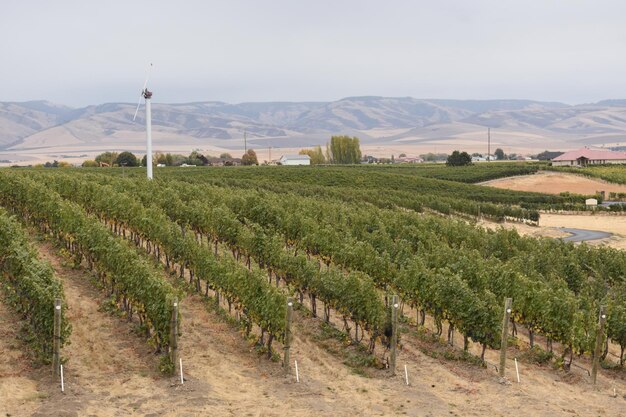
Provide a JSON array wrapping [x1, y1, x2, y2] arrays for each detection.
[[2, 0, 626, 106]]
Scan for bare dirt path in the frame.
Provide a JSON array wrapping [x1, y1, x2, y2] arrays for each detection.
[[0, 298, 46, 417], [30, 239, 171, 417], [150, 266, 448, 416], [480, 171, 626, 195]]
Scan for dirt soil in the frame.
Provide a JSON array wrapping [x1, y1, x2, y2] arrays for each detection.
[[479, 218, 569, 239], [478, 170, 626, 249], [0, 297, 44, 417], [481, 171, 626, 196], [2, 237, 626, 416], [479, 214, 626, 249]]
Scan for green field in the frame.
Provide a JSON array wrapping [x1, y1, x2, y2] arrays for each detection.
[[74, 163, 597, 222]]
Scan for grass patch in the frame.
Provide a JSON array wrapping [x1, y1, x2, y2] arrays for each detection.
[[601, 360, 625, 371], [159, 355, 175, 375], [517, 346, 554, 365], [311, 321, 382, 376], [407, 325, 485, 367], [24, 391, 50, 401]]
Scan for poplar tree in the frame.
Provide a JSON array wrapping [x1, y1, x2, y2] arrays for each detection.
[[328, 135, 362, 164]]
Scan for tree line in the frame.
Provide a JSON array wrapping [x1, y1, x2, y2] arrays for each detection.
[[79, 150, 260, 167]]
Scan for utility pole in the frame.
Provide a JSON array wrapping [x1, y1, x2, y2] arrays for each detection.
[[488, 127, 491, 162]]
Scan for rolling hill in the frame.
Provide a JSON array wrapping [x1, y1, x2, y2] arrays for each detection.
[[2, 97, 626, 164]]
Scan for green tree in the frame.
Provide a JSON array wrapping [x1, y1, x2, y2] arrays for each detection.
[[419, 153, 448, 162], [328, 135, 361, 164], [299, 146, 326, 165], [241, 149, 258, 165], [187, 151, 208, 166], [219, 153, 232, 159], [446, 150, 472, 166], [536, 150, 564, 161], [494, 148, 506, 160], [116, 151, 138, 167], [81, 160, 98, 167], [154, 152, 167, 165], [169, 154, 187, 166], [95, 152, 118, 166]]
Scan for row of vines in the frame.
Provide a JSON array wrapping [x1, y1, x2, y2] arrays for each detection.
[[0, 207, 70, 361], [0, 172, 179, 355]]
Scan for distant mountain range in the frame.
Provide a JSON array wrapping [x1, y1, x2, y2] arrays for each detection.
[[2, 97, 626, 164]]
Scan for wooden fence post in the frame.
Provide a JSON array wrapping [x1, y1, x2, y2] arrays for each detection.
[[499, 298, 512, 378], [283, 298, 294, 374], [390, 295, 399, 376], [591, 306, 607, 385], [53, 298, 62, 377], [170, 298, 179, 375]]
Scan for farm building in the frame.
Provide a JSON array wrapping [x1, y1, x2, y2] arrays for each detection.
[[395, 156, 424, 164], [278, 154, 311, 166], [551, 148, 626, 167]]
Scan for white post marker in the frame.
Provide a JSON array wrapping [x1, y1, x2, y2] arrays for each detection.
[[404, 364, 409, 386], [295, 360, 300, 383], [179, 358, 184, 385], [514, 358, 520, 383], [60, 364, 65, 392]]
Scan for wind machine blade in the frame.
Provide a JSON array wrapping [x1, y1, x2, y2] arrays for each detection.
[[133, 63, 153, 121]]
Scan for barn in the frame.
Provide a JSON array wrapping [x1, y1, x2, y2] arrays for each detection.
[[278, 154, 311, 166], [551, 148, 626, 167]]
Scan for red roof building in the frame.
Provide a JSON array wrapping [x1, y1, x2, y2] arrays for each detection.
[[551, 148, 626, 167]]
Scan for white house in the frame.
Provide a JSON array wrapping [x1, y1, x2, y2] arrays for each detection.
[[279, 154, 311, 166], [471, 155, 497, 162], [552, 148, 626, 167]]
